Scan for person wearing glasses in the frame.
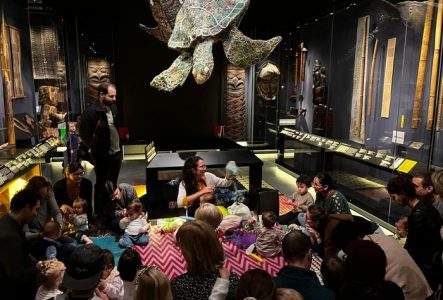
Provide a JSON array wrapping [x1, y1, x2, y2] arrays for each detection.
[[53, 162, 93, 217]]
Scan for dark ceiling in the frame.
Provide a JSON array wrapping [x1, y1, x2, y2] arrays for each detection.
[[34, 0, 403, 30]]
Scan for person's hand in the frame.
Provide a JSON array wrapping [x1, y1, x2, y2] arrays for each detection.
[[95, 287, 109, 300], [139, 227, 147, 233], [60, 204, 73, 214], [113, 187, 121, 200], [218, 267, 229, 279], [120, 217, 130, 225], [202, 187, 214, 194], [97, 279, 107, 290], [306, 224, 321, 243]]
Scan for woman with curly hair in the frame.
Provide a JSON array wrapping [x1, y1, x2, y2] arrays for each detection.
[[177, 156, 233, 216]]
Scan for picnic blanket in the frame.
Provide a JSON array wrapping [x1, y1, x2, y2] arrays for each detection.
[[134, 230, 322, 281]]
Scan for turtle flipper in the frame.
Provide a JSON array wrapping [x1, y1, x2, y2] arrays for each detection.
[[223, 27, 282, 68], [192, 40, 214, 85], [150, 53, 193, 92], [139, 23, 170, 44]]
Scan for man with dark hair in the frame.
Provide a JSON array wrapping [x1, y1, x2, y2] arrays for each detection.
[[275, 230, 335, 300], [0, 189, 41, 299], [414, 171, 443, 219], [80, 82, 122, 223]]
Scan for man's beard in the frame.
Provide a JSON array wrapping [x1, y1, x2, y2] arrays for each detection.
[[103, 98, 113, 107]]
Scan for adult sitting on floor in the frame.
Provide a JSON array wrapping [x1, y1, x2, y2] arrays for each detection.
[[24, 176, 77, 262], [312, 173, 351, 215], [0, 189, 41, 300], [53, 162, 93, 218], [274, 229, 335, 300], [331, 220, 433, 300], [304, 204, 378, 259], [104, 181, 138, 231], [177, 156, 234, 217]]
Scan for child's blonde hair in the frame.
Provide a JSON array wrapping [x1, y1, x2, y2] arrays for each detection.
[[36, 260, 65, 290], [134, 266, 172, 300], [73, 198, 88, 214], [195, 203, 223, 229]]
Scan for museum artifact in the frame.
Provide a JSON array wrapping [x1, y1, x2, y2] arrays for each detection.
[[38, 86, 66, 137], [30, 25, 59, 80], [312, 60, 328, 130], [412, 0, 434, 128], [381, 37, 396, 118], [437, 72, 443, 130], [367, 38, 379, 117], [1, 11, 15, 145], [256, 61, 280, 101], [350, 15, 369, 144], [9, 26, 24, 99], [142, 0, 281, 92], [224, 64, 246, 141], [87, 59, 111, 103], [426, 0, 443, 130]]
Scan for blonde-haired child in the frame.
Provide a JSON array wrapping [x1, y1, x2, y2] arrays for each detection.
[[195, 203, 223, 229], [35, 260, 65, 300]]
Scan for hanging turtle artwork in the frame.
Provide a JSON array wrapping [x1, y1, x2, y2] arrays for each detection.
[[140, 0, 282, 92]]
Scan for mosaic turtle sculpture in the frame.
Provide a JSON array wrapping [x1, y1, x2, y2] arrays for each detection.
[[140, 0, 282, 92]]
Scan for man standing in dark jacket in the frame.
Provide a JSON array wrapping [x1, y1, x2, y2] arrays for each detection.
[[0, 189, 41, 299], [80, 82, 121, 222]]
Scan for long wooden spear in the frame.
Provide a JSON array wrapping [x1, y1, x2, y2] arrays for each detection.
[[367, 38, 379, 116], [412, 0, 435, 128], [426, 0, 442, 130], [1, 10, 15, 145]]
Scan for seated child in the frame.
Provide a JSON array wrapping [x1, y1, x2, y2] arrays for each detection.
[[35, 260, 65, 300], [279, 174, 314, 225], [97, 249, 124, 300], [255, 211, 284, 258], [276, 288, 304, 300], [289, 175, 315, 212], [70, 198, 93, 244], [119, 199, 150, 248], [117, 248, 142, 300], [30, 221, 62, 261], [195, 203, 223, 230]]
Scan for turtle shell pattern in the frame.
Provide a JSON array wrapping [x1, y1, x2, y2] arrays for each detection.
[[168, 0, 249, 50]]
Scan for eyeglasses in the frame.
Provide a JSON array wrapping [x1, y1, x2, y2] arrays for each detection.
[[71, 171, 85, 176]]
